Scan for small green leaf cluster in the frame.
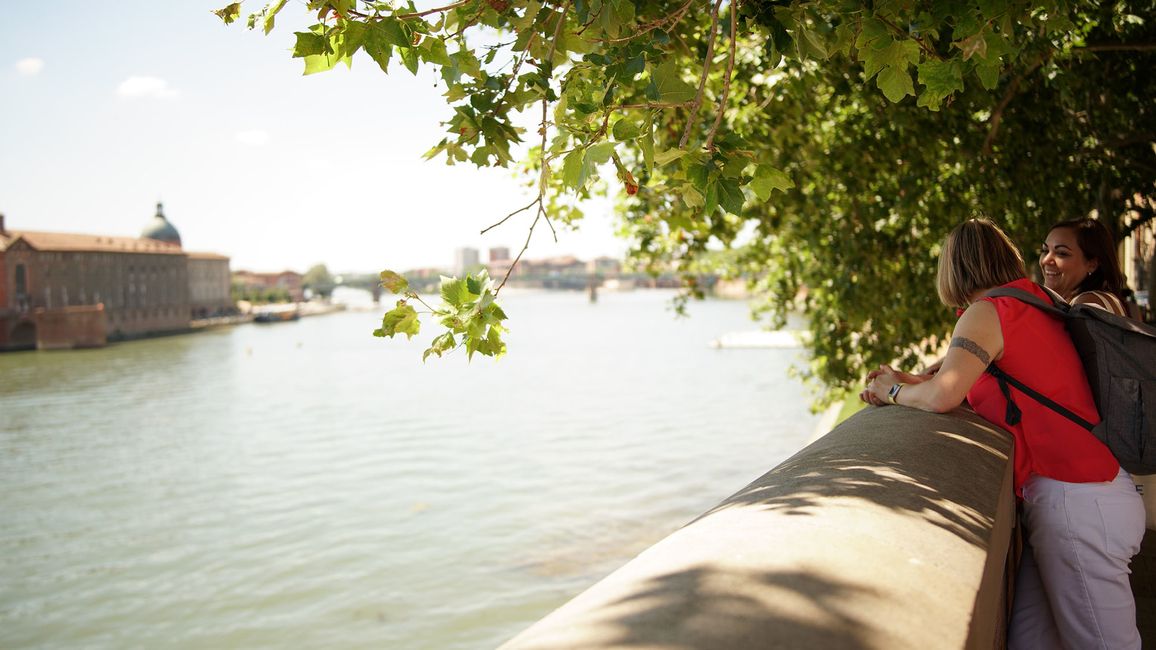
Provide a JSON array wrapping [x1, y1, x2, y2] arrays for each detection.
[[373, 269, 508, 361]]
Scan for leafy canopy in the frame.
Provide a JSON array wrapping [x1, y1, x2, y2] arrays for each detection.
[[219, 0, 1155, 402]]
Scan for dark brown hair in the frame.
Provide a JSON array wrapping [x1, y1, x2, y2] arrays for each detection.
[[937, 218, 1028, 310], [1046, 218, 1126, 298]]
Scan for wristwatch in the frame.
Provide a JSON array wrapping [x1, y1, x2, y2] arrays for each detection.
[[888, 382, 905, 404]]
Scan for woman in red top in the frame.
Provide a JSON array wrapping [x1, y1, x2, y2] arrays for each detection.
[[862, 218, 1145, 649]]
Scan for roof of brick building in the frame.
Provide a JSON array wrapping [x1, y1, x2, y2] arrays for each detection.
[[0, 230, 186, 255]]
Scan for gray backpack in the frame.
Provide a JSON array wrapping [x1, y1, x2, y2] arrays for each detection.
[[983, 284, 1156, 476]]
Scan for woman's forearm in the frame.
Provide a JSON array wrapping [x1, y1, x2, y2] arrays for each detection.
[[893, 378, 959, 413]]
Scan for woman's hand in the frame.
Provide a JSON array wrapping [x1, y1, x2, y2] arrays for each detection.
[[861, 365, 898, 406], [860, 365, 925, 406]]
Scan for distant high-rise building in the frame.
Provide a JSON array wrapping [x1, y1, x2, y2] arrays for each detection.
[[489, 247, 510, 263], [454, 247, 480, 276]]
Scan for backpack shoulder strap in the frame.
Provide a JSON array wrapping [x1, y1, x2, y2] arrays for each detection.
[[982, 283, 1070, 318], [1075, 290, 1127, 317], [986, 363, 1096, 431]]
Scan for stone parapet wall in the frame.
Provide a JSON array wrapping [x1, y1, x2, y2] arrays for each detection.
[[502, 406, 1017, 649]]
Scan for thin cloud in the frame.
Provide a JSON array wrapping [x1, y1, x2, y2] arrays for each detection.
[[117, 76, 178, 99], [15, 58, 44, 76], [236, 130, 270, 146]]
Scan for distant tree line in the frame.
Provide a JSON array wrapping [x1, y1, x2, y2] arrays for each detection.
[[231, 282, 293, 305]]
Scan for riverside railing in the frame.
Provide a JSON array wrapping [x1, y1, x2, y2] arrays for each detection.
[[501, 406, 1017, 650]]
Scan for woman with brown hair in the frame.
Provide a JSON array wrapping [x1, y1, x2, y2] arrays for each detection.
[[1040, 217, 1135, 317], [861, 218, 1145, 649]]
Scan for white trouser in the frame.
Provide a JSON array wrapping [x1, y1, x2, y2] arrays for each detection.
[[1008, 468, 1146, 650]]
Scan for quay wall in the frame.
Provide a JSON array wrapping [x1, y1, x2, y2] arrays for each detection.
[[35, 304, 108, 349], [501, 406, 1017, 649]]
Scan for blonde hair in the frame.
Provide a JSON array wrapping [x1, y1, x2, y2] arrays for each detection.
[[937, 218, 1027, 310]]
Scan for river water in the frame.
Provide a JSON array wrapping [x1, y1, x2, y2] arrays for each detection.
[[0, 289, 821, 649]]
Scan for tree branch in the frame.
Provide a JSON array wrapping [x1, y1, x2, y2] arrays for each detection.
[[982, 54, 1049, 156], [395, 0, 473, 20], [407, 291, 439, 313], [496, 205, 545, 294], [349, 0, 475, 20], [481, 198, 538, 235], [616, 101, 694, 110], [492, 30, 539, 114], [1074, 43, 1156, 53], [705, 0, 738, 152], [876, 15, 942, 61], [574, 0, 605, 36], [680, 0, 723, 149]]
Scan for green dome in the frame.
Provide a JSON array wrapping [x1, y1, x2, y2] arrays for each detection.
[[141, 202, 181, 246]]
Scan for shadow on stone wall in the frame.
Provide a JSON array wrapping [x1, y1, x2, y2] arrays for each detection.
[[574, 566, 876, 649], [700, 406, 1011, 551]]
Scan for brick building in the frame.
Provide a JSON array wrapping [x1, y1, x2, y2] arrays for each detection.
[[0, 204, 232, 350], [188, 252, 234, 318]]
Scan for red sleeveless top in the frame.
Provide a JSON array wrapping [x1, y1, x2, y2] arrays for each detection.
[[967, 279, 1118, 495]]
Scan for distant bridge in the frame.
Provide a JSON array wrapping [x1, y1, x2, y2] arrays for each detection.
[[338, 272, 709, 300]]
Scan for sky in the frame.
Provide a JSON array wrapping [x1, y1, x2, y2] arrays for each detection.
[[0, 2, 625, 274]]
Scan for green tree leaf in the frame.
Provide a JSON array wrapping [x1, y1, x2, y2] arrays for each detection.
[[401, 46, 420, 75], [861, 39, 920, 81], [680, 183, 704, 209], [654, 149, 687, 166], [651, 62, 696, 103], [363, 23, 394, 73], [376, 301, 421, 339], [717, 177, 745, 215], [750, 165, 794, 200], [855, 16, 890, 49], [562, 148, 586, 189], [293, 31, 328, 58], [380, 270, 409, 294], [304, 52, 341, 75], [423, 331, 456, 360], [612, 116, 642, 141], [917, 60, 964, 110], [877, 65, 915, 102], [440, 276, 471, 306], [585, 141, 614, 164], [975, 61, 1000, 90], [263, 0, 287, 35], [376, 18, 412, 49], [213, 3, 242, 24]]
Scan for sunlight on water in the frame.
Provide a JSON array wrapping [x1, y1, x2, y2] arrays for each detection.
[[0, 290, 821, 649]]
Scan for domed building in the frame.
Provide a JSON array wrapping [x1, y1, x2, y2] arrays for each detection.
[[0, 203, 233, 350], [140, 201, 182, 247]]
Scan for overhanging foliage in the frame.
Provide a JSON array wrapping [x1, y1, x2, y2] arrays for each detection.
[[219, 0, 1155, 401]]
